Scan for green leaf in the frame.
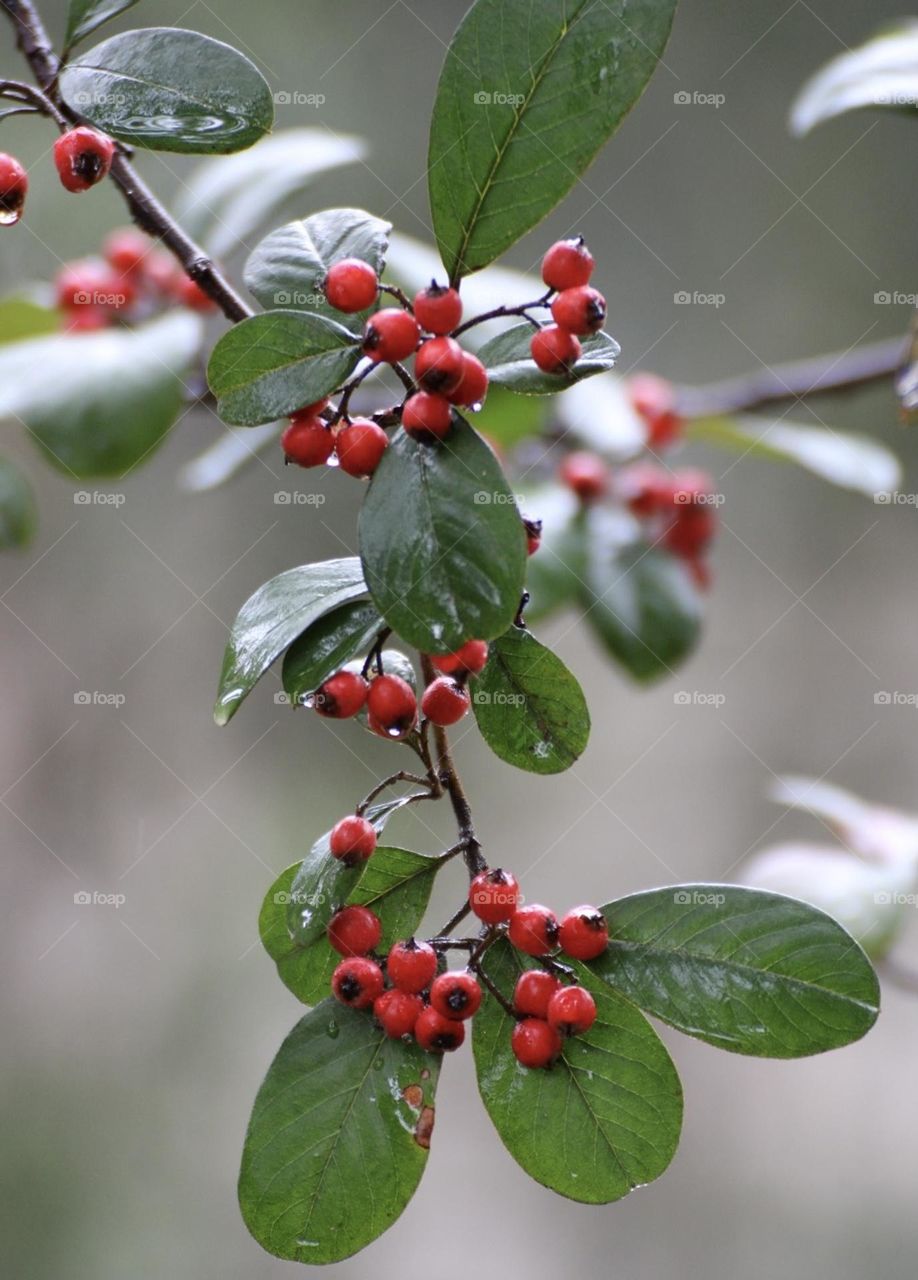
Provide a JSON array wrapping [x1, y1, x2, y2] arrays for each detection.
[[65, 0, 140, 48], [592, 885, 881, 1057], [245, 208, 391, 319], [0, 295, 60, 344], [359, 423, 527, 653], [474, 940, 682, 1203], [207, 310, 360, 426], [262, 844, 446, 1005], [472, 626, 589, 774], [239, 1001, 440, 1263], [470, 386, 547, 448], [215, 558, 367, 725], [282, 599, 383, 706], [0, 312, 201, 479], [478, 324, 620, 394], [0, 457, 37, 549], [428, 0, 677, 279], [59, 27, 274, 154], [790, 22, 918, 135], [582, 515, 701, 682]]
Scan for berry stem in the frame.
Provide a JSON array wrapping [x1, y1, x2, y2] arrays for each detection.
[[435, 900, 472, 938], [450, 292, 553, 339], [354, 771, 435, 815], [378, 283, 413, 311], [420, 654, 485, 878], [360, 627, 392, 679], [472, 961, 516, 1017], [0, 77, 65, 124]]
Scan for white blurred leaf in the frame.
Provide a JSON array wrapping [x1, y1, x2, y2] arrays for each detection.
[[771, 774, 918, 868], [553, 372, 646, 459], [791, 22, 918, 135], [179, 422, 278, 491]]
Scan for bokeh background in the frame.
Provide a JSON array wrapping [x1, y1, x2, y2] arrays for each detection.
[[2, 1, 918, 1276]]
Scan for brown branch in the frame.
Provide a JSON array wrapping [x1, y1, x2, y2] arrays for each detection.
[[420, 653, 486, 878]]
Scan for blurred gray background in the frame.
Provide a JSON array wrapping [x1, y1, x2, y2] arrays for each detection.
[[2, 1, 917, 1276]]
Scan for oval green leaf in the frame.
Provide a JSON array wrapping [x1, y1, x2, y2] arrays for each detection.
[[207, 310, 361, 426], [591, 884, 881, 1057], [239, 1001, 440, 1263], [428, 0, 678, 279], [245, 208, 391, 318], [474, 940, 682, 1202], [0, 457, 37, 549], [472, 625, 589, 773], [65, 0, 140, 48], [215, 557, 367, 724], [60, 27, 274, 153], [358, 423, 527, 653], [282, 599, 383, 705], [478, 324, 620, 394]]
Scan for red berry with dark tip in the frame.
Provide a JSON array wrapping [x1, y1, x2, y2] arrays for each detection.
[[402, 391, 452, 440], [551, 285, 606, 335], [629, 371, 683, 450], [388, 938, 438, 994], [508, 904, 559, 956], [531, 325, 582, 375], [558, 906, 609, 960], [281, 418, 334, 467], [329, 815, 377, 864], [324, 257, 379, 313], [513, 969, 562, 1019], [415, 336, 464, 394], [430, 640, 488, 676], [336, 419, 388, 477], [0, 153, 28, 224], [447, 353, 489, 407], [314, 669, 369, 718], [53, 127, 115, 193], [415, 1005, 465, 1052], [430, 970, 482, 1021], [374, 988, 424, 1038], [523, 515, 542, 557], [367, 673, 417, 737], [363, 307, 420, 363], [558, 451, 608, 502], [512, 1017, 563, 1068], [103, 227, 150, 275], [542, 237, 595, 291], [331, 956, 384, 1008], [547, 985, 597, 1035], [414, 282, 462, 334], [421, 677, 469, 727], [327, 905, 382, 956], [469, 868, 521, 924]]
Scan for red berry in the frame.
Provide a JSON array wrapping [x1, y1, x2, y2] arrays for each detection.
[[558, 452, 608, 502], [523, 515, 542, 556], [664, 507, 716, 559], [414, 282, 462, 334], [618, 463, 678, 517], [281, 418, 334, 467], [447, 353, 489, 407], [0, 153, 28, 224], [508, 904, 559, 956], [388, 938, 438, 994], [53, 127, 115, 193], [629, 371, 682, 450], [314, 669, 369, 718], [469, 868, 521, 924], [103, 227, 150, 275], [558, 906, 609, 961], [415, 1006, 465, 1052], [172, 273, 216, 312], [430, 640, 488, 676], [512, 1017, 563, 1068], [374, 988, 424, 1038], [324, 257, 379, 313], [415, 336, 464, 394], [363, 307, 420, 363], [429, 970, 482, 1021], [547, 985, 597, 1036], [551, 285, 606, 335], [290, 399, 330, 422], [531, 325, 581, 375], [402, 391, 452, 441], [55, 259, 113, 310], [542, 237, 595, 291], [332, 956, 384, 1008], [512, 969, 562, 1019], [327, 905, 382, 956], [366, 673, 417, 737], [421, 677, 470, 727], [336, 419, 388, 477], [329, 815, 377, 864]]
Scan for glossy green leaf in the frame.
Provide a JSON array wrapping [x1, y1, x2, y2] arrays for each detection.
[[262, 844, 446, 1005], [239, 1001, 440, 1263], [207, 310, 361, 426], [582, 516, 701, 682], [0, 295, 60, 344], [215, 558, 367, 724], [65, 0, 140, 48], [474, 940, 682, 1202], [790, 22, 918, 135], [60, 28, 274, 153], [592, 885, 881, 1057], [478, 324, 620, 394], [472, 626, 589, 774], [428, 0, 677, 279], [359, 423, 527, 653], [282, 599, 383, 705], [0, 312, 201, 479], [0, 457, 37, 549], [470, 387, 547, 448], [245, 208, 391, 318]]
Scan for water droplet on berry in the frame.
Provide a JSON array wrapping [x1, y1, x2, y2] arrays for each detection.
[[0, 207, 21, 227]]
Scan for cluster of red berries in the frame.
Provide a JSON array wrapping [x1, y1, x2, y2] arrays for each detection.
[[0, 127, 118, 228], [530, 238, 607, 376]]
